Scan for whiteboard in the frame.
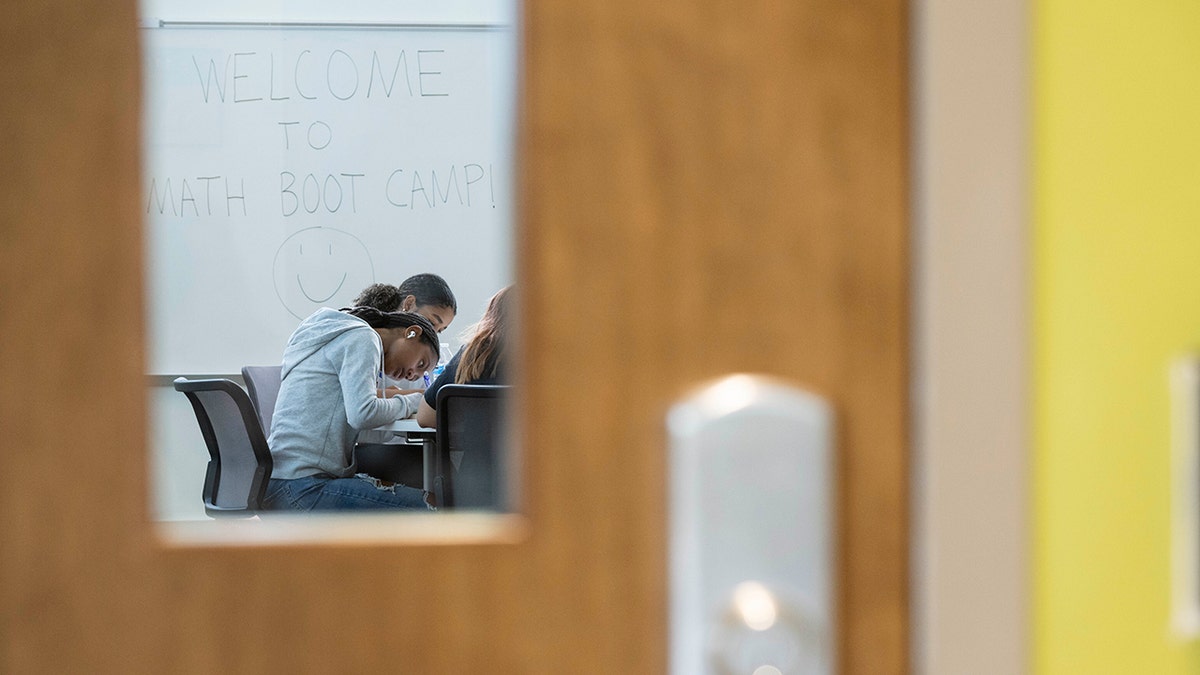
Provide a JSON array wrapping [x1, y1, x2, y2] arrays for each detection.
[[141, 2, 516, 374]]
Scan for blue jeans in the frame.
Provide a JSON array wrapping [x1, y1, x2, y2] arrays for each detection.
[[263, 474, 433, 511]]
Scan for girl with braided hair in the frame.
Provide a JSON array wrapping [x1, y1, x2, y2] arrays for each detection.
[[351, 274, 457, 419], [262, 305, 440, 510]]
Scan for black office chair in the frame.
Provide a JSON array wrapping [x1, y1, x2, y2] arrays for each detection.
[[433, 384, 510, 510], [241, 364, 282, 438], [174, 377, 273, 517]]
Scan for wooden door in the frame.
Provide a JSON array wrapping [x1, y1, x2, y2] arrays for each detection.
[[0, 0, 908, 673]]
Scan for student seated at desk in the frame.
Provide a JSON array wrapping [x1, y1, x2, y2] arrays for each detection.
[[263, 306, 440, 511], [417, 285, 512, 428], [353, 274, 457, 432]]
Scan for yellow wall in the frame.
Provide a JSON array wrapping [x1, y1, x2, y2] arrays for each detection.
[[1035, 2, 1200, 672]]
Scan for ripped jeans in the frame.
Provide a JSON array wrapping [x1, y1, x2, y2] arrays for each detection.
[[263, 474, 434, 511]]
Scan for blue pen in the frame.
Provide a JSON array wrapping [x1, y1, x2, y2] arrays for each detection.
[[423, 372, 431, 388]]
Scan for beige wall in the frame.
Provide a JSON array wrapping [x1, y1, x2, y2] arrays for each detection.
[[912, 0, 1029, 672]]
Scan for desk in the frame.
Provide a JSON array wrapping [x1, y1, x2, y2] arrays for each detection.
[[380, 418, 437, 493]]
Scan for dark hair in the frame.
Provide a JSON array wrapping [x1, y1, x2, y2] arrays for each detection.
[[456, 286, 513, 384], [397, 273, 457, 313], [352, 283, 404, 312], [342, 307, 440, 360]]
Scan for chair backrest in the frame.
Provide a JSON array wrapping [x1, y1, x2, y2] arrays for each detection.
[[240, 365, 282, 439], [173, 377, 273, 517], [434, 384, 510, 510]]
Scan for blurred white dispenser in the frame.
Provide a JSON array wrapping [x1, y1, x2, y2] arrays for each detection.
[[668, 375, 834, 675]]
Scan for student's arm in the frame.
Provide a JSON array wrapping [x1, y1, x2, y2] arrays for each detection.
[[333, 331, 410, 428], [417, 350, 461, 428], [416, 397, 436, 428]]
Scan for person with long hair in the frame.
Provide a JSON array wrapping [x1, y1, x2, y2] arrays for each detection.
[[416, 285, 513, 428], [263, 305, 440, 510]]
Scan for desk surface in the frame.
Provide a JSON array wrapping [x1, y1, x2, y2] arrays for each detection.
[[383, 418, 435, 437]]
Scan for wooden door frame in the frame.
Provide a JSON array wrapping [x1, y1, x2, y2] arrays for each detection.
[[1, 1, 911, 673]]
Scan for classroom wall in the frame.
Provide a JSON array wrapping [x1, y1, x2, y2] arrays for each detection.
[[1034, 2, 1200, 672]]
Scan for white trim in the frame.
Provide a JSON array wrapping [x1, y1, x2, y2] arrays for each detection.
[[1169, 357, 1200, 638], [912, 0, 1029, 672]]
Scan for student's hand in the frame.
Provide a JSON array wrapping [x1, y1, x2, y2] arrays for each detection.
[[377, 387, 424, 398]]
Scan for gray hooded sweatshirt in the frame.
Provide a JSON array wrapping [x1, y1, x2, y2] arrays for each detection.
[[268, 307, 417, 479]]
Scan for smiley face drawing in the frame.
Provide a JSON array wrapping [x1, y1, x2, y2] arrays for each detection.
[[272, 227, 376, 319]]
